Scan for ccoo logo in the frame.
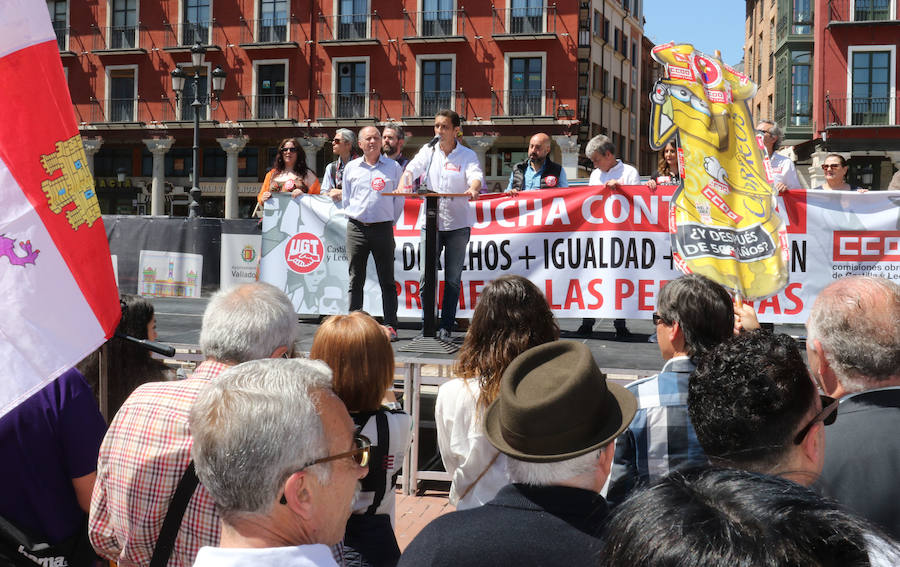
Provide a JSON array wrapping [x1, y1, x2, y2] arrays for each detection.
[[284, 233, 324, 274]]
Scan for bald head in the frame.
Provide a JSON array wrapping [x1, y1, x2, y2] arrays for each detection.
[[807, 276, 900, 392], [528, 133, 552, 164]]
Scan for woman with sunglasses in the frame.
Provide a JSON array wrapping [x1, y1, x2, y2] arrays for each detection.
[[310, 312, 411, 567], [256, 137, 321, 205], [814, 154, 867, 192], [435, 275, 560, 510]]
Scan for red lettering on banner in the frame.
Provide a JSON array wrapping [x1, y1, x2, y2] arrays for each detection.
[[833, 231, 900, 261], [544, 280, 563, 309], [783, 283, 803, 315], [615, 279, 635, 309], [404, 280, 421, 309], [587, 279, 604, 308], [469, 280, 485, 307], [638, 280, 656, 311], [701, 185, 743, 223], [757, 295, 781, 315], [564, 280, 585, 310]]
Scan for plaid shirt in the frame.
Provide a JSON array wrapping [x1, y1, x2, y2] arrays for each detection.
[[606, 357, 707, 506], [89, 360, 229, 567]]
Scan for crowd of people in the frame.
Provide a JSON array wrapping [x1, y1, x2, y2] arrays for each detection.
[[2, 108, 899, 567]]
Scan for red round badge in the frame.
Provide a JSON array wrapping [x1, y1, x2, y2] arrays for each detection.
[[372, 177, 386, 192], [545, 175, 558, 187], [284, 233, 324, 274]]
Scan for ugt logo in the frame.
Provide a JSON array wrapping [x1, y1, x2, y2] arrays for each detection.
[[284, 233, 324, 274]]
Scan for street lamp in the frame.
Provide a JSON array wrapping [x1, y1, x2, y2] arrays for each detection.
[[170, 42, 227, 218]]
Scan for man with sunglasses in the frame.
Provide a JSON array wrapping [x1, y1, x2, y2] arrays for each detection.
[[808, 276, 900, 538], [688, 331, 832, 486], [190, 358, 368, 567], [607, 274, 734, 505]]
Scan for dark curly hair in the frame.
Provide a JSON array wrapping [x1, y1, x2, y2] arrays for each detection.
[[688, 330, 817, 472], [273, 137, 311, 177], [453, 275, 559, 413]]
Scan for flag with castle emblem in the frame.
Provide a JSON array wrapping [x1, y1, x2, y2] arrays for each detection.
[[0, 0, 120, 418]]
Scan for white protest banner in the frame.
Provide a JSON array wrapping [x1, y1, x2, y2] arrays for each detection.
[[259, 188, 900, 323]]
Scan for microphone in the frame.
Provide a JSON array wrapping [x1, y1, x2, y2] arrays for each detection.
[[427, 135, 440, 148], [115, 332, 177, 357]]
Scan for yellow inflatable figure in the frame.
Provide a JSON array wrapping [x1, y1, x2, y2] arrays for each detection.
[[649, 42, 788, 300]]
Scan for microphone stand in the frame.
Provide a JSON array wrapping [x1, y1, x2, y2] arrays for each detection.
[[98, 333, 177, 421]]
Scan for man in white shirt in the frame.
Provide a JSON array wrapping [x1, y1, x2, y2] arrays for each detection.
[[402, 109, 483, 341], [581, 134, 640, 337], [342, 126, 404, 340], [756, 120, 802, 192], [189, 358, 369, 567]]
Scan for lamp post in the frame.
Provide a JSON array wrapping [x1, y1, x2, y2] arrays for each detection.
[[171, 42, 227, 218]]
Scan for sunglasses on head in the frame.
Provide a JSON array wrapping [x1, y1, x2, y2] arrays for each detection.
[[793, 395, 838, 445], [281, 147, 298, 153], [278, 433, 371, 504]]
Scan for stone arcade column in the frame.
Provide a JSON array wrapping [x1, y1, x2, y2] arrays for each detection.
[[217, 136, 249, 219], [553, 134, 581, 182], [82, 137, 103, 175], [143, 137, 175, 216], [299, 136, 328, 174], [463, 135, 497, 185]]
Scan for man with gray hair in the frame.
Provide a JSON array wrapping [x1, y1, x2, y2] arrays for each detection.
[[398, 341, 636, 565], [190, 358, 368, 566], [807, 275, 900, 539], [755, 119, 802, 192], [323, 128, 357, 201], [90, 283, 299, 567], [580, 134, 641, 337]]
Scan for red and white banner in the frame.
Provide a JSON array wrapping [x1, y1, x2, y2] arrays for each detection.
[[261, 187, 900, 324], [0, 0, 120, 417]]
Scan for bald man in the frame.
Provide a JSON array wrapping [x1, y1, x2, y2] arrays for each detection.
[[505, 133, 568, 196]]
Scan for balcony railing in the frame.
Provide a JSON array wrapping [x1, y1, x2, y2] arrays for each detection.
[[163, 20, 222, 48], [52, 22, 69, 50], [92, 24, 144, 51], [402, 9, 466, 39], [236, 94, 295, 120], [402, 90, 466, 118], [825, 95, 899, 126], [239, 17, 298, 45], [492, 4, 557, 37], [318, 13, 380, 42], [316, 91, 380, 120], [491, 89, 557, 117], [827, 0, 893, 22], [86, 98, 173, 124]]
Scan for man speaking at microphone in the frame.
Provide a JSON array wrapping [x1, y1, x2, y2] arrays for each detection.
[[402, 109, 484, 341]]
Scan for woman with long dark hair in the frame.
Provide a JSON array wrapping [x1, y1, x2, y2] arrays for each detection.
[[435, 275, 559, 510], [645, 139, 681, 190], [256, 137, 321, 204], [78, 295, 174, 418]]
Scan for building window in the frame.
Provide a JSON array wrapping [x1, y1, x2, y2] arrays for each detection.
[[108, 68, 135, 122], [792, 0, 813, 33], [631, 40, 637, 63], [336, 60, 367, 117], [95, 148, 132, 177], [256, 63, 286, 119], [850, 49, 892, 125], [420, 58, 453, 116], [769, 23, 774, 76], [239, 148, 259, 177], [183, 0, 210, 45], [203, 148, 227, 178], [259, 0, 288, 42], [508, 55, 543, 115], [592, 64, 601, 93], [338, 0, 368, 40], [790, 50, 811, 126], [422, 0, 453, 37], [854, 0, 890, 21], [603, 18, 609, 42], [602, 70, 609, 96], [178, 66, 209, 121], [622, 34, 628, 58], [110, 0, 137, 49], [593, 10, 601, 36], [166, 148, 194, 177], [47, 1, 67, 50], [510, 0, 543, 34], [614, 27, 619, 52]]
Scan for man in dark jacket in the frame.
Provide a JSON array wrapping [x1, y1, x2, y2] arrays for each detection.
[[398, 341, 636, 567], [505, 133, 567, 195]]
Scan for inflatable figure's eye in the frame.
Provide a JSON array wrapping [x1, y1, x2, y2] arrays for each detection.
[[671, 86, 691, 102], [691, 96, 711, 116]]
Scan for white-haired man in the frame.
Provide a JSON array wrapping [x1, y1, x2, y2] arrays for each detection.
[[399, 341, 636, 565], [90, 283, 299, 567], [807, 276, 900, 539], [189, 358, 368, 566]]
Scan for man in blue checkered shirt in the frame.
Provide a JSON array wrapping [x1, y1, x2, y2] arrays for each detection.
[[606, 274, 735, 506]]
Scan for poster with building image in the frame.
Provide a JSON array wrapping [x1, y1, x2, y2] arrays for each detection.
[[138, 250, 203, 298]]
